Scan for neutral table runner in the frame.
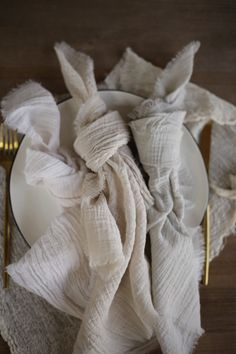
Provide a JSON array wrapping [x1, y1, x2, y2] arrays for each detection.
[[1, 42, 236, 354]]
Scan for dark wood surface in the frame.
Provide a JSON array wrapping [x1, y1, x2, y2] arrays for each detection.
[[0, 0, 236, 353]]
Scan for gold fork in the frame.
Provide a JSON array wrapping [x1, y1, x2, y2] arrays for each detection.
[[199, 122, 212, 286], [0, 122, 19, 288]]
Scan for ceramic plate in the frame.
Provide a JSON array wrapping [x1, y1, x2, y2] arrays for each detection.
[[10, 90, 209, 246]]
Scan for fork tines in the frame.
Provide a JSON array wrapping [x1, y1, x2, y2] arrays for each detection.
[[0, 123, 19, 154]]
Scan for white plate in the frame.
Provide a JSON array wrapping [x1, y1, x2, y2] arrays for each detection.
[[10, 90, 209, 246]]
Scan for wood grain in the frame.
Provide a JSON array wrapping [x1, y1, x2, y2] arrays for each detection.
[[0, 0, 236, 353]]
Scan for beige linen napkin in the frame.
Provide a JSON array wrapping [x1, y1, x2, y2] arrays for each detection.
[[101, 43, 236, 261], [129, 42, 204, 354], [2, 43, 160, 353], [2, 41, 205, 354], [1, 41, 236, 354]]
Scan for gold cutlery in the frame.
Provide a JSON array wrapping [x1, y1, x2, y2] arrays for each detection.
[[0, 122, 19, 288], [199, 122, 212, 286], [203, 205, 210, 285]]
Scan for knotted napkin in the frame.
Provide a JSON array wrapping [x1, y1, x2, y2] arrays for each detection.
[[128, 41, 204, 354], [2, 43, 160, 354], [1, 40, 236, 354], [101, 43, 236, 261], [2, 41, 230, 354]]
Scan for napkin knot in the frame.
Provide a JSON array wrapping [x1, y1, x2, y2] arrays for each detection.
[[55, 42, 131, 172], [74, 110, 130, 172]]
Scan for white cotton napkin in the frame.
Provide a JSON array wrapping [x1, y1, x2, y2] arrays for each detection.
[[2, 43, 159, 354], [101, 44, 236, 262], [1, 42, 205, 354], [128, 41, 204, 354]]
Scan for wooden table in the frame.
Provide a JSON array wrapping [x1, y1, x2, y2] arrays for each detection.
[[0, 0, 236, 353]]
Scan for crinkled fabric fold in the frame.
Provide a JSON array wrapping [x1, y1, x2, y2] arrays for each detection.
[[2, 80, 88, 208], [128, 41, 204, 354], [2, 43, 161, 354], [101, 42, 236, 261], [2, 40, 236, 354]]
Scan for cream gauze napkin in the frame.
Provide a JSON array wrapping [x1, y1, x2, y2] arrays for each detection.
[[2, 43, 160, 354], [1, 40, 235, 354], [128, 41, 204, 354], [100, 43, 236, 261]]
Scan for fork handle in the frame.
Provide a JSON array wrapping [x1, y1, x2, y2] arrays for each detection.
[[3, 172, 10, 288], [202, 205, 210, 286]]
